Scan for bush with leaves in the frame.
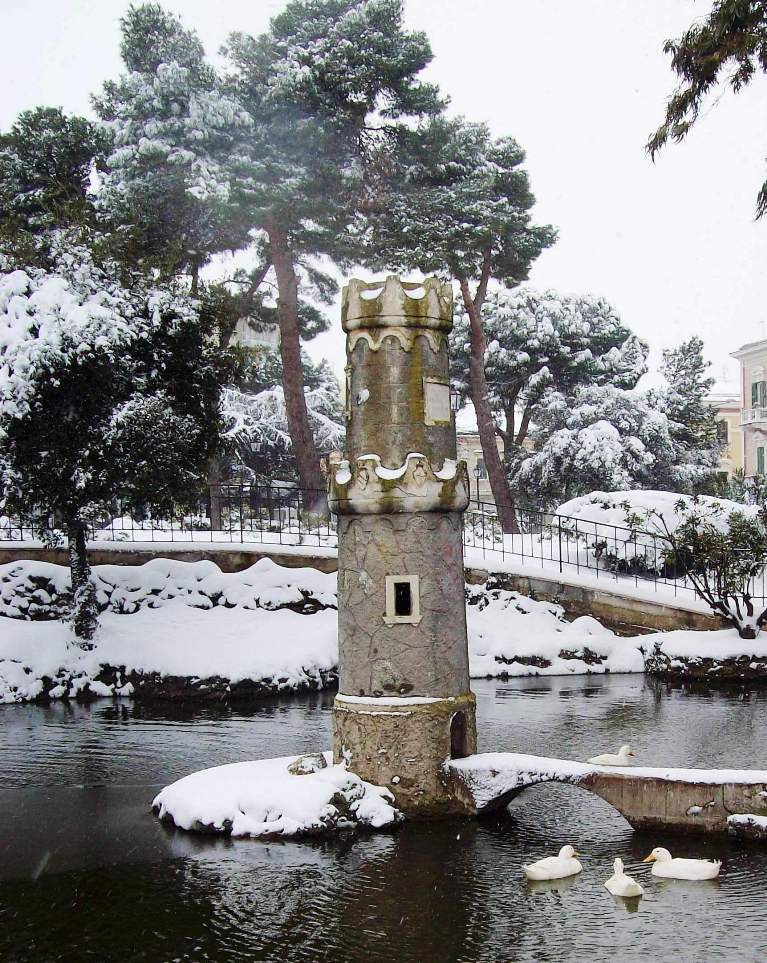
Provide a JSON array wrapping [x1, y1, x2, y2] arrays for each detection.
[[623, 497, 767, 639]]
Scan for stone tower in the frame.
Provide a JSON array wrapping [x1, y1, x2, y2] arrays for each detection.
[[328, 275, 476, 816]]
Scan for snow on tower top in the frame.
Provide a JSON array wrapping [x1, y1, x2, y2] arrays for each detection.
[[342, 276, 452, 332]]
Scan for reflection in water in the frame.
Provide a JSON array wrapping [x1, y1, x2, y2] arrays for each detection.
[[2, 676, 767, 961], [610, 893, 642, 914]]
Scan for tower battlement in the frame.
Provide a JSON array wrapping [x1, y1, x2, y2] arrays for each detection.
[[342, 276, 453, 332]]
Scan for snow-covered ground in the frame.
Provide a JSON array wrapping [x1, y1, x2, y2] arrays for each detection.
[[466, 584, 644, 676], [153, 752, 401, 838], [0, 605, 338, 703], [1, 556, 764, 705]]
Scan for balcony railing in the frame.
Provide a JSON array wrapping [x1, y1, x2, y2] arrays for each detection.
[[741, 407, 767, 425]]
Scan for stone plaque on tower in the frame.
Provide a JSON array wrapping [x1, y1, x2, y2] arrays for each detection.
[[329, 275, 476, 816]]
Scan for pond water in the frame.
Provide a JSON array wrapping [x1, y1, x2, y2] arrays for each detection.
[[2, 676, 767, 962]]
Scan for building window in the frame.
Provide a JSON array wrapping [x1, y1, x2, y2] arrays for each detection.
[[384, 575, 421, 625], [758, 446, 765, 476], [752, 381, 767, 408], [716, 420, 729, 443], [475, 456, 487, 480]]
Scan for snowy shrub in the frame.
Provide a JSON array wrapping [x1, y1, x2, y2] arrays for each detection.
[[517, 386, 679, 506], [0, 237, 228, 640], [556, 491, 767, 637]]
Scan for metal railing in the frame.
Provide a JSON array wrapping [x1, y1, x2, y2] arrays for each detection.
[[2, 485, 766, 603], [462, 501, 767, 603], [0, 484, 337, 549]]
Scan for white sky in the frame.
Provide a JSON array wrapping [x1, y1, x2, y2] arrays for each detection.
[[2, 0, 766, 388]]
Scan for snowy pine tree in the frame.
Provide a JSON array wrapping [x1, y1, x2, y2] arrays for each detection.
[[94, 3, 252, 290], [0, 107, 107, 266], [516, 385, 677, 504], [221, 0, 442, 494], [359, 116, 556, 531], [650, 336, 721, 492], [222, 350, 344, 482], [449, 288, 648, 478]]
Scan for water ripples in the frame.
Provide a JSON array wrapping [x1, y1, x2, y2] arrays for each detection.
[[2, 676, 767, 961]]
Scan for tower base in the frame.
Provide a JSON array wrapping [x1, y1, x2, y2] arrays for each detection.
[[332, 692, 477, 816]]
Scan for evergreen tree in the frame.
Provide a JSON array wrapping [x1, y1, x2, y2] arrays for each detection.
[[360, 116, 556, 531], [516, 385, 678, 504], [0, 236, 228, 640], [94, 3, 253, 290], [221, 0, 442, 494], [0, 107, 107, 265], [648, 0, 767, 216], [449, 288, 647, 477], [652, 336, 721, 492]]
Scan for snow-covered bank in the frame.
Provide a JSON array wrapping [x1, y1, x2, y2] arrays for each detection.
[[0, 605, 338, 704], [4, 556, 767, 706], [645, 629, 767, 682], [466, 583, 645, 676], [152, 752, 401, 838]]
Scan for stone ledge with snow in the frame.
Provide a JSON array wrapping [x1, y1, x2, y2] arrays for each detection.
[[0, 556, 337, 620], [152, 752, 402, 838]]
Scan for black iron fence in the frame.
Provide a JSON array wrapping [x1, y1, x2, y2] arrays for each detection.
[[0, 484, 337, 549], [2, 485, 766, 603]]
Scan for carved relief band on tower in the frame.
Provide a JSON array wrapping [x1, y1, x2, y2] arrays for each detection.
[[329, 276, 477, 816]]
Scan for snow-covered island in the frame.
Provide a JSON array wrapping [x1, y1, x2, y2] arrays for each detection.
[[152, 752, 402, 839], [2, 555, 767, 705]]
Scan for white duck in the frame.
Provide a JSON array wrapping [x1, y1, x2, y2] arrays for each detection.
[[642, 847, 721, 880], [604, 857, 644, 897], [523, 845, 582, 881], [588, 744, 635, 766]]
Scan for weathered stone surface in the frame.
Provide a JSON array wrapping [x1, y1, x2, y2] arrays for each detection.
[[333, 693, 477, 816], [337, 512, 470, 698], [328, 452, 469, 515], [331, 275, 477, 816], [288, 753, 328, 775], [345, 335, 455, 470]]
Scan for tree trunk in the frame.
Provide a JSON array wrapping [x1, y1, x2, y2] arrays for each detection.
[[267, 221, 325, 500], [67, 520, 98, 643], [459, 279, 520, 535]]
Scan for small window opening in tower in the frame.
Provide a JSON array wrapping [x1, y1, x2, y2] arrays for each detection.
[[384, 574, 421, 625], [394, 580, 412, 617]]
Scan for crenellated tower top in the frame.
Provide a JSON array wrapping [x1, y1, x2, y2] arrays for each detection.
[[342, 276, 453, 332], [329, 275, 468, 515]]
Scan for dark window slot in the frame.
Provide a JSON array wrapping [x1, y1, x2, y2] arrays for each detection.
[[394, 581, 412, 617]]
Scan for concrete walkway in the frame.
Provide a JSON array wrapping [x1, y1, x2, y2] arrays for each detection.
[[444, 752, 767, 834]]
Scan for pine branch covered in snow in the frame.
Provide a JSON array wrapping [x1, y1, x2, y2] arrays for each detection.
[[222, 349, 344, 480], [516, 385, 676, 503], [449, 286, 648, 464]]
